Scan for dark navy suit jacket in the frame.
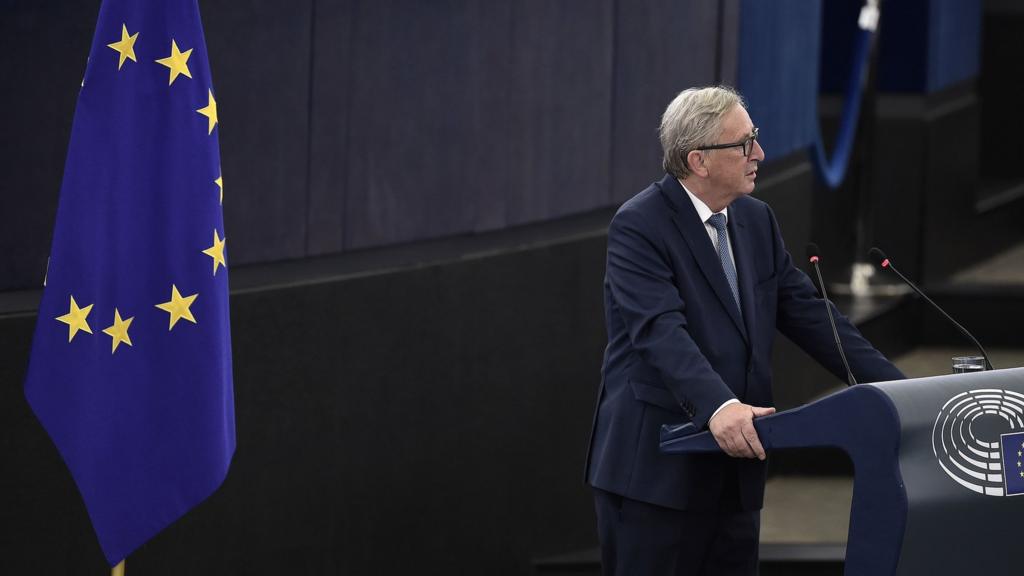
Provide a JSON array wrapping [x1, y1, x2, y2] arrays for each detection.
[[586, 174, 904, 512]]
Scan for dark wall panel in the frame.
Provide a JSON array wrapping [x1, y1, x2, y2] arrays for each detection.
[[610, 0, 725, 202], [876, 0, 928, 93], [926, 0, 981, 93], [339, 0, 615, 249], [3, 1, 732, 289], [718, 0, 741, 87], [305, 0, 355, 256], [819, 0, 866, 94], [0, 2, 98, 292], [979, 2, 1024, 182], [503, 0, 614, 227], [204, 0, 313, 265], [877, 0, 981, 94], [868, 99, 929, 282], [342, 0, 511, 250], [919, 92, 984, 280]]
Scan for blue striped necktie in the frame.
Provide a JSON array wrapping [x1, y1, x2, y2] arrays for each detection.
[[707, 213, 741, 310]]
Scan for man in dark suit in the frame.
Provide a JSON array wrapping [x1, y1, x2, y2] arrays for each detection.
[[585, 86, 905, 575]]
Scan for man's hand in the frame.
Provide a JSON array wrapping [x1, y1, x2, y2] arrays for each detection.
[[707, 402, 776, 460]]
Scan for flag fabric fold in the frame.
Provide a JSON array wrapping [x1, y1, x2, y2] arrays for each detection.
[[24, 0, 234, 565]]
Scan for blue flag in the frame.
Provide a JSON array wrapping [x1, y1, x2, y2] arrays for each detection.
[[1001, 431, 1024, 496], [24, 0, 234, 565]]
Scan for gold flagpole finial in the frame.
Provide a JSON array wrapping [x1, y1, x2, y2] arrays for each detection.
[[111, 560, 125, 576]]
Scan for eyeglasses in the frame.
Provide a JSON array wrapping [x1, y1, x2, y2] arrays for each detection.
[[696, 127, 759, 157]]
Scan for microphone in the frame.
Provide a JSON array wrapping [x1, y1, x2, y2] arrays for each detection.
[[868, 247, 993, 371], [806, 243, 857, 386]]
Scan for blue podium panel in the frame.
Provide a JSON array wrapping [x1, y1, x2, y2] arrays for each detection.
[[873, 370, 1024, 576], [661, 368, 1024, 576]]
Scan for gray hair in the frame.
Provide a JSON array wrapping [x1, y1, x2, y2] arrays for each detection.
[[659, 86, 745, 179]]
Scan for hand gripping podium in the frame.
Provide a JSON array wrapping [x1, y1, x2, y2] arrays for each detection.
[[660, 368, 1024, 576]]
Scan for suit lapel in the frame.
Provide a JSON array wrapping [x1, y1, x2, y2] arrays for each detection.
[[660, 177, 748, 343]]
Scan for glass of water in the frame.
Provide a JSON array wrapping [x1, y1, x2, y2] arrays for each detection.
[[952, 355, 986, 373]]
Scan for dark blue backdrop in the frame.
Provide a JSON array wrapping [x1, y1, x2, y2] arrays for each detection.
[[1, 0, 981, 292]]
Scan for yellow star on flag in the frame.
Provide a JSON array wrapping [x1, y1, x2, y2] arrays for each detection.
[[56, 295, 94, 342], [196, 89, 218, 134], [155, 39, 193, 85], [202, 229, 227, 275], [107, 24, 139, 70], [102, 308, 134, 353], [214, 174, 223, 204], [155, 285, 198, 330]]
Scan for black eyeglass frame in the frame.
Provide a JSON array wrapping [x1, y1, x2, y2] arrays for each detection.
[[696, 127, 759, 157]]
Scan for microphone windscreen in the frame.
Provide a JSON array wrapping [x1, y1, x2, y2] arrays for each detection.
[[806, 242, 821, 262], [868, 247, 888, 264]]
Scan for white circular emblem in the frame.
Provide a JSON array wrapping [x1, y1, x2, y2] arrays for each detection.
[[932, 388, 1024, 497]]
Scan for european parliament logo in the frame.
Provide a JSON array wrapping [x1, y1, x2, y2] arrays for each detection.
[[932, 389, 1024, 497]]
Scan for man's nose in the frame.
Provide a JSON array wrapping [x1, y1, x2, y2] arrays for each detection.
[[751, 139, 765, 161]]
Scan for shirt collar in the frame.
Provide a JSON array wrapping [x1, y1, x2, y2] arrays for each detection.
[[679, 180, 728, 225]]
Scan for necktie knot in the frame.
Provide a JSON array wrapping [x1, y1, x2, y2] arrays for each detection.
[[707, 212, 727, 233]]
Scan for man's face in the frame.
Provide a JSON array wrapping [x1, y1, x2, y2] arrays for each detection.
[[702, 104, 764, 206]]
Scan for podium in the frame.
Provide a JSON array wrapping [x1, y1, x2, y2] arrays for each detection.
[[660, 368, 1024, 576]]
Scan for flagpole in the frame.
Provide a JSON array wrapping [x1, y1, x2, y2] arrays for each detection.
[[112, 560, 125, 576]]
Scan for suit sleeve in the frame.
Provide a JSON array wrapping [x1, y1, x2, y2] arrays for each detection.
[[605, 207, 736, 429], [767, 205, 906, 384]]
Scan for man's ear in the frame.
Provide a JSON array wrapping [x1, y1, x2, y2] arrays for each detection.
[[686, 150, 709, 178]]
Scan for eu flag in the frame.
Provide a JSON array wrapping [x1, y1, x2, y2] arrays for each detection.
[[24, 0, 234, 565], [1001, 431, 1024, 496]]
